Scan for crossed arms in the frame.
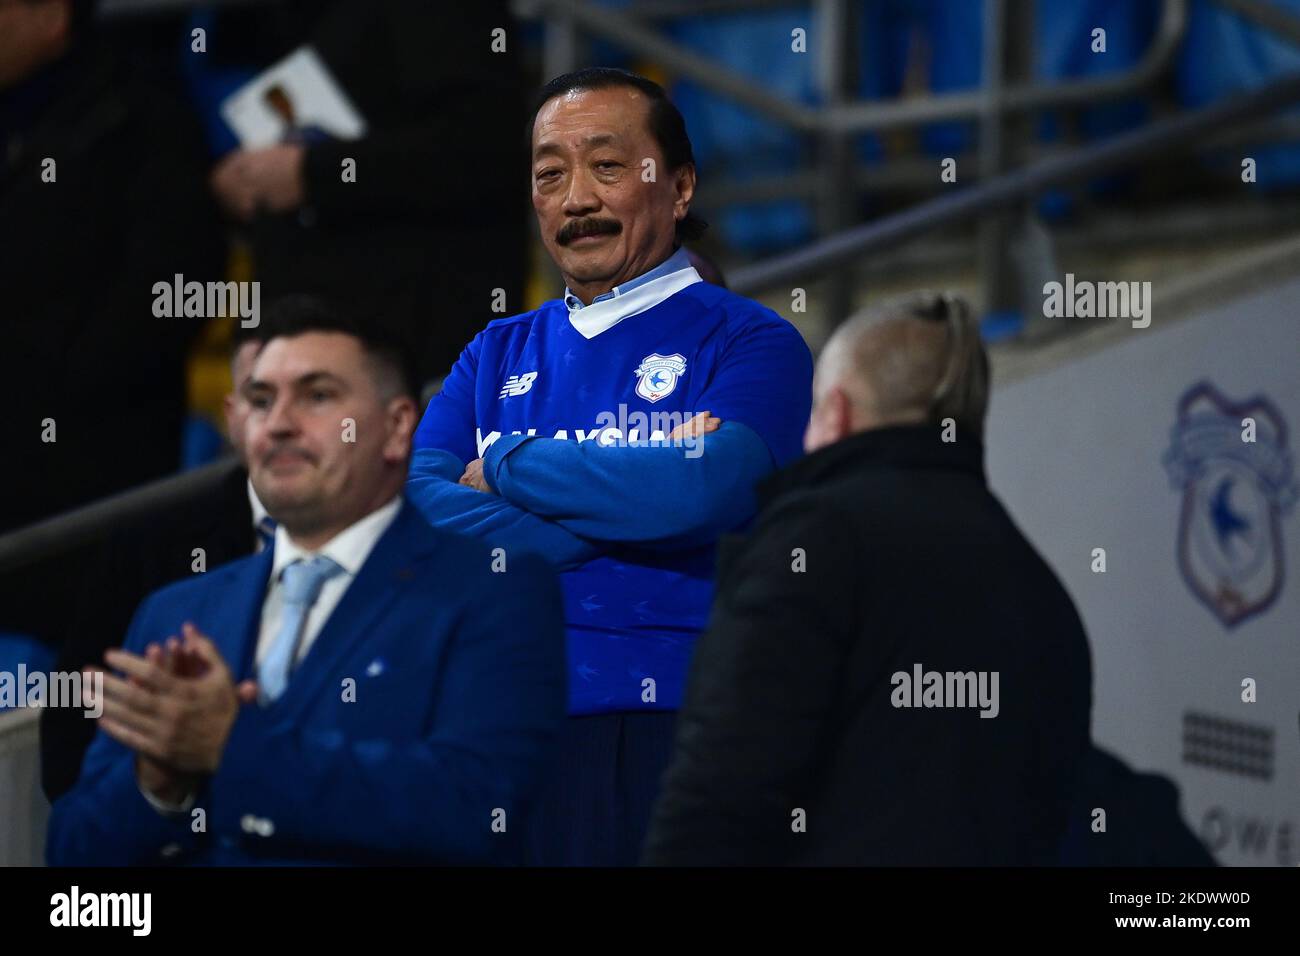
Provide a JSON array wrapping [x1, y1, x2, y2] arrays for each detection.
[[408, 410, 775, 569], [405, 331, 802, 567]]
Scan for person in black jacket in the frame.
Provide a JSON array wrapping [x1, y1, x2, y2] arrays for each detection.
[[0, 0, 224, 534], [642, 292, 1093, 865], [206, 0, 529, 388]]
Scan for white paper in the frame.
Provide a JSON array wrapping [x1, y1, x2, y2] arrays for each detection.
[[220, 46, 367, 149]]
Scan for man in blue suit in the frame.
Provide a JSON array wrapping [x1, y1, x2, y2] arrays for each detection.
[[46, 296, 567, 865]]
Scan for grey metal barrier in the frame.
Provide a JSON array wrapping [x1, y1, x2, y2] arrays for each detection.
[[727, 70, 1300, 297]]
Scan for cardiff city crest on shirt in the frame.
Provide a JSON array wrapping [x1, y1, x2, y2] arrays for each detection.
[[633, 353, 687, 403], [1162, 381, 1296, 628]]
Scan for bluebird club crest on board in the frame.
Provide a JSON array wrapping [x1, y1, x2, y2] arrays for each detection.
[[633, 353, 687, 403], [1163, 381, 1296, 628]]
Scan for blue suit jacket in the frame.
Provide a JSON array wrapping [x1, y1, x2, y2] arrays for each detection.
[[46, 500, 566, 865]]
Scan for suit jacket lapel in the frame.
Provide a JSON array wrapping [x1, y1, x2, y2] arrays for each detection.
[[211, 546, 275, 684], [272, 502, 436, 718]]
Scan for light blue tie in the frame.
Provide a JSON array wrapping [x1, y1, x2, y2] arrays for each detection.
[[258, 556, 344, 706]]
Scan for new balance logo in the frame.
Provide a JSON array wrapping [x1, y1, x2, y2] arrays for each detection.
[[499, 372, 538, 398]]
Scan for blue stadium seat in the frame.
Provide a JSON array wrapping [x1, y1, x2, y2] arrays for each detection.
[[921, 0, 1157, 218], [659, 1, 1161, 251], [1177, 0, 1300, 187], [0, 634, 57, 713], [668, 9, 820, 253], [181, 414, 227, 470]]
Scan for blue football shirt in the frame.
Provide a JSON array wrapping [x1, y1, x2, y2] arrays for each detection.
[[412, 261, 812, 714]]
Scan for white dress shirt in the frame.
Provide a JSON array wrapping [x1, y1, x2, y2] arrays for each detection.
[[255, 495, 403, 668], [247, 479, 268, 527]]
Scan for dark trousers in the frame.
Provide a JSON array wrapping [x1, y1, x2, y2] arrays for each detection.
[[524, 711, 678, 866]]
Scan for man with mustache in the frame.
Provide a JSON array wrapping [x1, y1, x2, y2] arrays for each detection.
[[407, 68, 812, 865], [47, 296, 566, 865]]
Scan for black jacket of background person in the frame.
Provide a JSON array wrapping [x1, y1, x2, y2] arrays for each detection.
[[0, 41, 222, 535], [34, 461, 255, 801], [642, 425, 1094, 865], [223, 0, 529, 386]]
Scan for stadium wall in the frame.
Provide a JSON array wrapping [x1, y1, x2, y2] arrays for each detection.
[[986, 272, 1300, 867]]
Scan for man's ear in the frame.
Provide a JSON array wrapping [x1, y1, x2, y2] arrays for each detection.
[[384, 396, 419, 463], [825, 386, 855, 442], [673, 163, 696, 220]]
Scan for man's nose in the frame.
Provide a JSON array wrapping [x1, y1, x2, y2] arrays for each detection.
[[263, 395, 300, 438], [561, 168, 600, 216]]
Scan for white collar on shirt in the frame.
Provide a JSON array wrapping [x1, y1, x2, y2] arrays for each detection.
[[247, 478, 268, 529], [270, 495, 403, 582], [565, 263, 702, 340]]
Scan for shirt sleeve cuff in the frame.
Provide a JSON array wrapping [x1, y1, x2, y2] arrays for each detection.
[[138, 778, 197, 819], [482, 433, 534, 493]]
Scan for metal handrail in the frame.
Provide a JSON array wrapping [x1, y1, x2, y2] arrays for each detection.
[[518, 0, 813, 128], [516, 0, 1188, 134], [728, 70, 1300, 296], [826, 0, 1188, 133], [1217, 0, 1300, 47], [0, 457, 242, 576]]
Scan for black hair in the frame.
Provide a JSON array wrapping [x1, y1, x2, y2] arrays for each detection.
[[530, 67, 708, 242], [245, 294, 417, 401], [230, 314, 263, 353]]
